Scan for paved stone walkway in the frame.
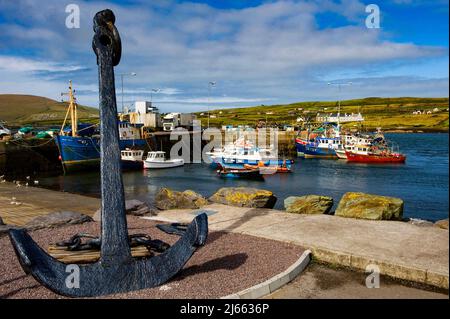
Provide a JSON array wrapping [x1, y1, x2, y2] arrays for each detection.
[[0, 183, 99, 226], [154, 203, 449, 289], [265, 263, 448, 299]]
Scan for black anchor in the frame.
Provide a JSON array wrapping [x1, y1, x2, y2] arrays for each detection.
[[8, 9, 208, 297]]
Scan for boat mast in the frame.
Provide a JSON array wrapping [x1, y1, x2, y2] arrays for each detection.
[[69, 81, 78, 137], [60, 81, 78, 137]]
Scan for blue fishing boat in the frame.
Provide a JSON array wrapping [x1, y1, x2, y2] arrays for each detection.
[[295, 137, 308, 157], [56, 82, 146, 173], [56, 135, 101, 171], [303, 137, 341, 159]]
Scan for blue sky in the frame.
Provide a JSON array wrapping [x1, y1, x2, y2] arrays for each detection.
[[0, 0, 448, 112]]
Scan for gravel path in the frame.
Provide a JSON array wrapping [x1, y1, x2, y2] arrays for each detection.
[[0, 216, 303, 299]]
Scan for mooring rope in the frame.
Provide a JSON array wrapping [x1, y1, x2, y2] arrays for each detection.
[[8, 137, 56, 148]]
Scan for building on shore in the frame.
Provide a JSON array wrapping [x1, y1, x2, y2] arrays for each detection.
[[163, 113, 196, 131], [121, 101, 162, 128], [316, 113, 364, 123]]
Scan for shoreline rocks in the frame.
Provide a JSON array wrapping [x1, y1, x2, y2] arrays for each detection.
[[155, 188, 208, 210], [209, 187, 277, 208], [335, 192, 403, 221], [284, 195, 333, 215]]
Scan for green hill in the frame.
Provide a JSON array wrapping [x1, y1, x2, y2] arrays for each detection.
[[196, 97, 449, 132], [0, 94, 99, 126]]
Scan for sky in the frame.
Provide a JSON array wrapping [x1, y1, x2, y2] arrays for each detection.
[[0, 0, 448, 113]]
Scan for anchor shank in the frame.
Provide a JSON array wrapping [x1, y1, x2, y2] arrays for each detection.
[[95, 25, 131, 264]]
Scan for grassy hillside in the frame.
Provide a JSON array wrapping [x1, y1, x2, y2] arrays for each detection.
[[196, 97, 449, 132], [0, 94, 99, 126]]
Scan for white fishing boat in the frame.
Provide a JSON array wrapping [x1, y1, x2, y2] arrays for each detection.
[[143, 151, 184, 169], [121, 148, 144, 170]]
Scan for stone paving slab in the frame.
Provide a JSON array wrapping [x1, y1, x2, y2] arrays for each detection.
[[155, 204, 449, 289], [0, 183, 99, 226]]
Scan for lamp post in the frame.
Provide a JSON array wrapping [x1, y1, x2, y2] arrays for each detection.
[[327, 81, 352, 131], [207, 81, 216, 128], [119, 72, 136, 113]]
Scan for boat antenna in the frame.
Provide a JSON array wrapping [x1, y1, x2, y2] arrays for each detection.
[[328, 81, 352, 137]]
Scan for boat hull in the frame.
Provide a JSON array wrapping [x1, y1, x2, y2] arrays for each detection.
[[218, 169, 264, 180], [56, 135, 101, 172], [121, 160, 143, 170], [335, 149, 348, 159], [143, 159, 184, 169], [295, 138, 307, 157], [303, 145, 338, 159], [56, 136, 146, 173], [345, 151, 406, 163], [215, 158, 293, 169]]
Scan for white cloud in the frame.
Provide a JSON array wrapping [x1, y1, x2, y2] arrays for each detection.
[[0, 56, 85, 73], [0, 0, 447, 111]]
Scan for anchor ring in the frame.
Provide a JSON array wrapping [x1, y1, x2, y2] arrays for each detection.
[[92, 9, 122, 66]]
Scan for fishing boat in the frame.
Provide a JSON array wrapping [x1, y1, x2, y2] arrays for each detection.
[[345, 148, 406, 163], [208, 136, 283, 169], [143, 151, 184, 169], [121, 148, 144, 170], [217, 167, 264, 180], [335, 134, 373, 160], [56, 81, 147, 173], [303, 136, 342, 159], [296, 123, 343, 159], [295, 137, 308, 157], [345, 133, 406, 163]]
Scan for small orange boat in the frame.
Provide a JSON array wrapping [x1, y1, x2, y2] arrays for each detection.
[[244, 160, 292, 173]]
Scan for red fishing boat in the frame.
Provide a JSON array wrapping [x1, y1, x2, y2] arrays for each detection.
[[345, 144, 406, 163]]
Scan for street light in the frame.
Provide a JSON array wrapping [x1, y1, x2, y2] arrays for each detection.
[[150, 88, 161, 103], [207, 81, 216, 128], [119, 72, 137, 113], [327, 81, 352, 128]]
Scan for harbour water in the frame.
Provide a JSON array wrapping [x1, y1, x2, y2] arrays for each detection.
[[37, 133, 449, 221]]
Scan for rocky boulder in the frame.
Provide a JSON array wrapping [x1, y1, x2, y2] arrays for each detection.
[[284, 195, 333, 214], [209, 187, 277, 208], [25, 211, 93, 230], [155, 188, 208, 210], [435, 219, 449, 230], [93, 199, 158, 222], [335, 192, 403, 220], [0, 216, 4, 225]]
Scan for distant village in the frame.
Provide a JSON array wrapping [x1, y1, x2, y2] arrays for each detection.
[[118, 100, 369, 134]]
